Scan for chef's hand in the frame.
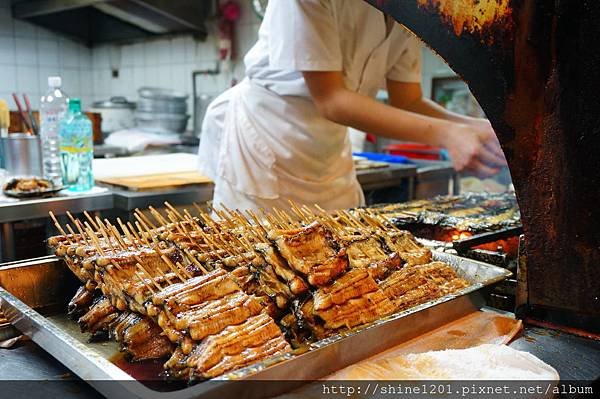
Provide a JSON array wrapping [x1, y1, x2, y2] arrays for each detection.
[[444, 119, 507, 177]]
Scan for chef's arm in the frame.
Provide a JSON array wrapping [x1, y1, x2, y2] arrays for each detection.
[[303, 70, 506, 175], [386, 79, 482, 124], [303, 70, 452, 147]]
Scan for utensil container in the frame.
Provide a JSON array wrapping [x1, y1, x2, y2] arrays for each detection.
[[0, 133, 43, 176]]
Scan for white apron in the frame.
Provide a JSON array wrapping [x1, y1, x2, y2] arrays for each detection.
[[198, 78, 364, 212]]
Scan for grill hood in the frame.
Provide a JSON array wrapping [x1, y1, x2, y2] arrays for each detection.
[[12, 0, 212, 45]]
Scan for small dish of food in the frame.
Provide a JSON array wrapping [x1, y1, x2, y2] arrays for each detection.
[[2, 177, 63, 198]]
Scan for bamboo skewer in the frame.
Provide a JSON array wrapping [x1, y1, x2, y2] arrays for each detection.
[[64, 211, 85, 244], [270, 208, 289, 227], [158, 250, 187, 282], [65, 212, 91, 247], [98, 219, 117, 253], [166, 211, 187, 237], [211, 207, 235, 230], [182, 209, 200, 227], [104, 220, 127, 250], [192, 202, 207, 219], [138, 218, 160, 246], [64, 224, 79, 245], [284, 208, 302, 227], [134, 208, 157, 230], [164, 202, 185, 221], [176, 261, 196, 279], [313, 204, 345, 232], [180, 213, 224, 269], [246, 210, 269, 237], [127, 222, 143, 244], [74, 220, 92, 247], [133, 253, 171, 285], [135, 262, 162, 290], [234, 209, 255, 230], [96, 220, 118, 254], [133, 270, 156, 294], [117, 218, 138, 250], [275, 207, 297, 227], [182, 248, 208, 275], [221, 205, 254, 233], [83, 211, 100, 230], [197, 230, 224, 261], [49, 211, 73, 244], [84, 223, 106, 257], [135, 214, 161, 246], [288, 201, 310, 225], [133, 214, 150, 242], [93, 216, 117, 250], [259, 208, 282, 229], [148, 206, 169, 227]]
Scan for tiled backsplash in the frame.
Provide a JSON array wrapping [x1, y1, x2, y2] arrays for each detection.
[[0, 0, 93, 111], [0, 0, 261, 131]]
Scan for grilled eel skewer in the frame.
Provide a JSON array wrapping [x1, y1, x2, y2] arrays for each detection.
[[50, 208, 469, 382]]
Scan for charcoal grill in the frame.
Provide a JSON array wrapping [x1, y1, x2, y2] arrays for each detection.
[[372, 192, 522, 268], [370, 192, 522, 311], [366, 0, 600, 333]]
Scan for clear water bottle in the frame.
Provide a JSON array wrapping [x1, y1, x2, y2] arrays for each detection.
[[40, 76, 69, 186], [59, 98, 94, 191]]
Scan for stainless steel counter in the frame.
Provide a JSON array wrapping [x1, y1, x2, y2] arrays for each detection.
[[0, 189, 114, 224], [111, 185, 214, 211], [356, 163, 417, 190]]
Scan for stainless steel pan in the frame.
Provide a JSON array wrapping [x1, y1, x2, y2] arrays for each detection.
[[0, 252, 510, 398]]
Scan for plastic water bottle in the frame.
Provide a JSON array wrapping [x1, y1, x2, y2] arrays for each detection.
[[59, 98, 94, 191], [40, 76, 69, 186]]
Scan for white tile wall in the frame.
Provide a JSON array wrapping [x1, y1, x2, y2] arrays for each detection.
[[0, 0, 92, 111], [89, 3, 263, 130], [0, 0, 264, 131]]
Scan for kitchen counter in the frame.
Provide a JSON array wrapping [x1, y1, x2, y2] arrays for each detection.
[[0, 162, 423, 222], [0, 324, 596, 398], [0, 188, 114, 262], [0, 188, 113, 224], [356, 163, 417, 191], [111, 185, 214, 211], [0, 161, 439, 261]]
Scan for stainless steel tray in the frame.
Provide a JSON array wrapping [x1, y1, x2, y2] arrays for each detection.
[[0, 253, 510, 398]]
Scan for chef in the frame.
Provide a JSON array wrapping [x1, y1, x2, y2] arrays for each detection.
[[198, 0, 506, 212]]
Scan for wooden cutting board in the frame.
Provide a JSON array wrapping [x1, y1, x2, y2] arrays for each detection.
[[96, 171, 213, 191]]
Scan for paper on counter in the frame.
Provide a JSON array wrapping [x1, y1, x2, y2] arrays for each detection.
[[326, 344, 559, 380], [93, 153, 199, 179], [103, 128, 181, 152], [278, 344, 559, 398]]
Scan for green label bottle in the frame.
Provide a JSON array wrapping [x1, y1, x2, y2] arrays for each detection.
[[59, 98, 94, 191]]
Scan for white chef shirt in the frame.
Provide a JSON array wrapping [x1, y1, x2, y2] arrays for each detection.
[[244, 0, 422, 97], [199, 0, 423, 210]]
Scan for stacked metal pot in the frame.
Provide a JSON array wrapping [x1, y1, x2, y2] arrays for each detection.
[[135, 87, 190, 134]]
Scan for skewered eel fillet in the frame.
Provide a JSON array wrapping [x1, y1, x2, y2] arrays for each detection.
[[268, 222, 348, 286], [49, 203, 471, 382]]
